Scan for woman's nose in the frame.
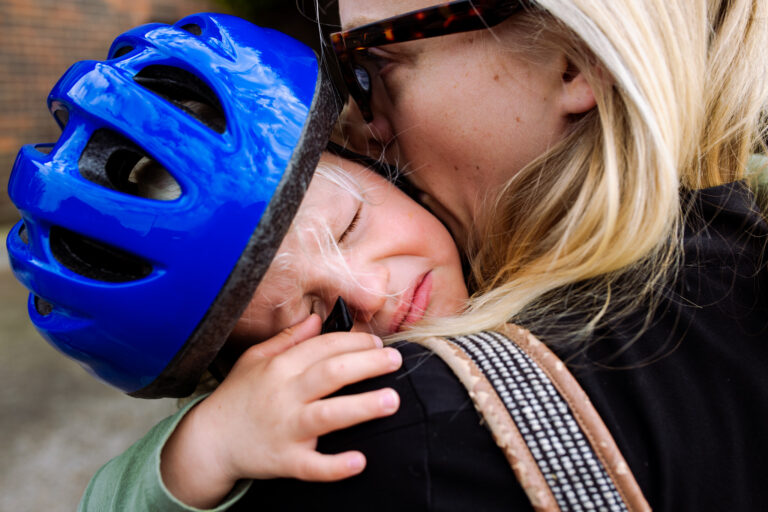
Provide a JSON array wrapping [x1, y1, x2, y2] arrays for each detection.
[[338, 100, 394, 158]]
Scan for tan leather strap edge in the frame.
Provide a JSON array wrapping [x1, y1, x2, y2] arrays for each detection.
[[413, 336, 560, 512], [497, 324, 652, 512]]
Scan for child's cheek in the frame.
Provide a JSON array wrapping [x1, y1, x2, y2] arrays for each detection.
[[406, 210, 430, 237]]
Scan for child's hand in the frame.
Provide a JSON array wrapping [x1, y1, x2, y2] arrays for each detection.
[[160, 314, 402, 508]]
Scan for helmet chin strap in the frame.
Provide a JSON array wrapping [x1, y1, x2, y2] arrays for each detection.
[[321, 297, 354, 334]]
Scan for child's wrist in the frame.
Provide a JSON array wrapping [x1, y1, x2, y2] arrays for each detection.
[[161, 400, 239, 508]]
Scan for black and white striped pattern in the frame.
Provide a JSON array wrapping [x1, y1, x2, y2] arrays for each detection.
[[449, 331, 626, 512]]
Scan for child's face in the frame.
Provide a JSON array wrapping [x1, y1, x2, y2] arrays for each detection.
[[230, 153, 468, 342]]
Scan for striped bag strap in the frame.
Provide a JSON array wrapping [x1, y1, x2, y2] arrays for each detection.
[[411, 324, 651, 512]]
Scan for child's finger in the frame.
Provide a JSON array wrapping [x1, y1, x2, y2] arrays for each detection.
[[287, 450, 367, 482], [296, 388, 400, 439], [298, 347, 402, 401], [281, 331, 384, 369], [242, 314, 322, 360]]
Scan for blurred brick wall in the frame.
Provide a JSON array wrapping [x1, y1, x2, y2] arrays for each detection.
[[0, 0, 220, 224]]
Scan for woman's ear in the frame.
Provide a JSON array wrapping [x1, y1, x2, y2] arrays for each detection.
[[560, 58, 598, 115]]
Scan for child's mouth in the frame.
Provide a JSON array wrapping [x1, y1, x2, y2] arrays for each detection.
[[391, 271, 433, 333]]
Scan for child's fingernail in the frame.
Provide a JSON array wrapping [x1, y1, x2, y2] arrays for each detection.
[[348, 454, 365, 471], [387, 348, 402, 366], [373, 336, 383, 348], [380, 389, 399, 411]]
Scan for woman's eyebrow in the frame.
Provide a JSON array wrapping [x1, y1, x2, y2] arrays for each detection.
[[346, 12, 410, 32], [341, 17, 373, 31]]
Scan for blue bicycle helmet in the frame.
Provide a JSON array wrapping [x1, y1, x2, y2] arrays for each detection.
[[5, 13, 338, 398]]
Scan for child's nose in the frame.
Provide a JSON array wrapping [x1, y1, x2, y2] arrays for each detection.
[[346, 265, 389, 323]]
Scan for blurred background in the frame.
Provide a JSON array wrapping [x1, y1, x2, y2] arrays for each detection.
[[0, 1, 338, 509]]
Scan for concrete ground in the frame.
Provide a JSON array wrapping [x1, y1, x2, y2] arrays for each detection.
[[0, 224, 176, 511]]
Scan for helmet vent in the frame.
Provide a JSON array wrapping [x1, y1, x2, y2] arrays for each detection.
[[34, 143, 54, 155], [18, 222, 29, 244], [180, 23, 202, 36], [34, 296, 54, 316], [134, 65, 226, 133], [51, 104, 69, 130], [111, 45, 134, 59], [50, 226, 153, 283], [80, 129, 181, 201]]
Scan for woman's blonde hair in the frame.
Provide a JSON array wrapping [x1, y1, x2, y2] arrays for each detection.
[[401, 0, 768, 348]]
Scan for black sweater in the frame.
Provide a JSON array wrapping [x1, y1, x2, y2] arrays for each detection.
[[243, 182, 768, 511]]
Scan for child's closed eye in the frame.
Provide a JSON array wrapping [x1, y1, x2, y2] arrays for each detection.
[[338, 204, 362, 245]]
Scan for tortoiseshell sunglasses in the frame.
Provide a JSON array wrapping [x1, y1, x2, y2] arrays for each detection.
[[330, 0, 529, 122]]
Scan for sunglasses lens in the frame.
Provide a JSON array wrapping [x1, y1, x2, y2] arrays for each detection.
[[338, 49, 379, 121], [354, 65, 371, 93]]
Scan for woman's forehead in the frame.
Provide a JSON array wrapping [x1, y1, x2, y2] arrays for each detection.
[[339, 0, 435, 29]]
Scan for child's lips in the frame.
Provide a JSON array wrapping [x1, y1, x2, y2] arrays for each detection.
[[389, 271, 433, 334]]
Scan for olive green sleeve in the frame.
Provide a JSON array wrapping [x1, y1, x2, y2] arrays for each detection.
[[77, 395, 251, 512], [747, 153, 768, 216]]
